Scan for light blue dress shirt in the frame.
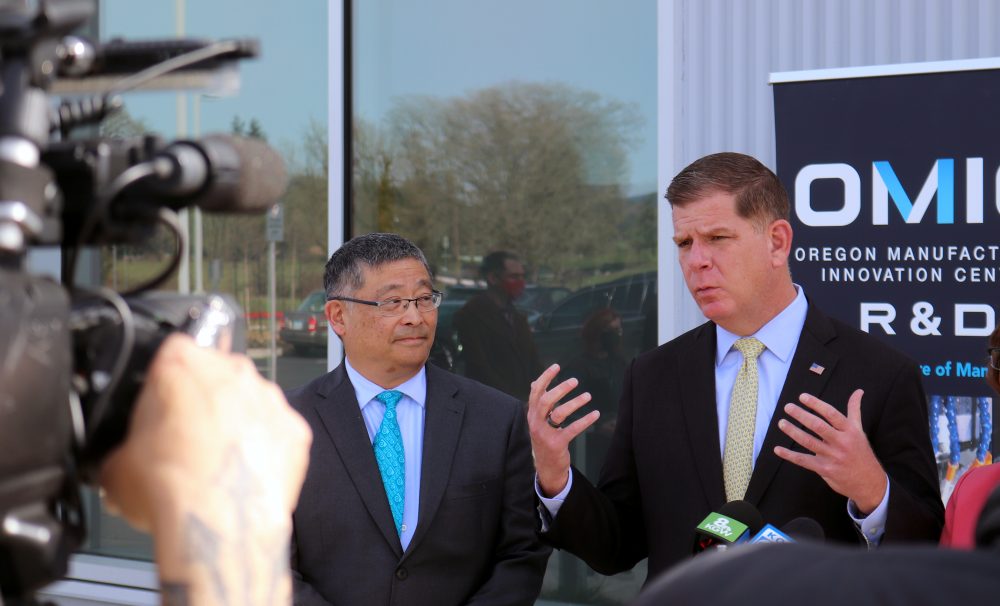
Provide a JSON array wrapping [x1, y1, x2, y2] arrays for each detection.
[[345, 358, 426, 550], [540, 285, 890, 545], [713, 284, 809, 465]]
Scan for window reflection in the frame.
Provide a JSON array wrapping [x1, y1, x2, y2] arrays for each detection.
[[353, 1, 656, 603], [81, 0, 327, 561]]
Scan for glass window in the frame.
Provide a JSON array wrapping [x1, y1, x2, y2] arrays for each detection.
[[75, 0, 328, 562], [549, 289, 600, 330], [351, 1, 656, 602], [299, 291, 327, 313]]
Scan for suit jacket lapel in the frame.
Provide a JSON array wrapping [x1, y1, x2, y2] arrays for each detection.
[[679, 323, 726, 507], [745, 302, 839, 504], [405, 364, 465, 556], [313, 365, 403, 557]]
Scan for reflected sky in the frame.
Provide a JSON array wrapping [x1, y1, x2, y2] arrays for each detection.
[[100, 0, 327, 166], [98, 1, 656, 192], [354, 0, 657, 194]]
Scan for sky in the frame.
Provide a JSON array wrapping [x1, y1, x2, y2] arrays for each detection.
[[98, 0, 656, 192], [101, 0, 328, 165], [354, 0, 658, 194]]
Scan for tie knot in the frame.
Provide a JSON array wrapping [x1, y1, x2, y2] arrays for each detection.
[[376, 390, 403, 410], [734, 337, 765, 360]]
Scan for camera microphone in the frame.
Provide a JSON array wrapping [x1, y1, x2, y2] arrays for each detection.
[[148, 133, 287, 214], [47, 133, 287, 249], [782, 517, 825, 542], [692, 501, 763, 554], [749, 517, 825, 544]]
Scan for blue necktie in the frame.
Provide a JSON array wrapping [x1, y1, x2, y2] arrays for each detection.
[[374, 390, 405, 535]]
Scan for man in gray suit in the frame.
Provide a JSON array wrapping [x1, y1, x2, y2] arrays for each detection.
[[287, 233, 549, 606]]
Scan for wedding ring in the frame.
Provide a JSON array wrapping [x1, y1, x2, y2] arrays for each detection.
[[546, 411, 561, 429]]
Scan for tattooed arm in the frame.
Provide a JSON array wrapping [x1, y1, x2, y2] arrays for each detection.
[[100, 335, 312, 606]]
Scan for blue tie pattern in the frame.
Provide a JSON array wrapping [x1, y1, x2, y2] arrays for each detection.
[[374, 390, 405, 535]]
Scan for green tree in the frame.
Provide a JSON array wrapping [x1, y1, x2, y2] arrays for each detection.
[[376, 82, 640, 285], [248, 118, 267, 141], [230, 115, 247, 136]]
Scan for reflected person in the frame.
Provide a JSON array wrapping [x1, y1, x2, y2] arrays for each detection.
[[560, 307, 627, 477], [454, 251, 542, 400]]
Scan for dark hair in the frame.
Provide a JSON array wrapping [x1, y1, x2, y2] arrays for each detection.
[[665, 152, 789, 229], [324, 232, 432, 298], [581, 307, 621, 352], [479, 251, 519, 280]]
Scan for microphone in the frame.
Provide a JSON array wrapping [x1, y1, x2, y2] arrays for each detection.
[[693, 501, 763, 554], [748, 523, 792, 544], [782, 517, 825, 542], [147, 134, 288, 214], [748, 517, 825, 544]]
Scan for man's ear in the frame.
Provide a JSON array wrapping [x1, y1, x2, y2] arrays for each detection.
[[325, 300, 347, 337], [768, 219, 794, 267]]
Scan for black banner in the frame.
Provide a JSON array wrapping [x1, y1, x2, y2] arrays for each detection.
[[773, 64, 997, 493]]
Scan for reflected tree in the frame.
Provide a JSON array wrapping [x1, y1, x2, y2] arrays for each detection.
[[354, 82, 642, 284]]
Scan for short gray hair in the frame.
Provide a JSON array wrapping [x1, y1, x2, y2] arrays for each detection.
[[323, 232, 433, 298]]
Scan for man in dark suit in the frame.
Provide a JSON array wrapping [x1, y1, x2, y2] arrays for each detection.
[[527, 152, 943, 582], [288, 233, 549, 606], [454, 251, 541, 400]]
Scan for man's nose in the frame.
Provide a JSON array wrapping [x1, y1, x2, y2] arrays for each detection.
[[686, 241, 712, 269], [399, 300, 424, 324]]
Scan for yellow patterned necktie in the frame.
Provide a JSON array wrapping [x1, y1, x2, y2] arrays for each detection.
[[723, 337, 766, 502]]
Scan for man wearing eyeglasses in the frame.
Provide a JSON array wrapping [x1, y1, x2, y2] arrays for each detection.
[[286, 233, 550, 606]]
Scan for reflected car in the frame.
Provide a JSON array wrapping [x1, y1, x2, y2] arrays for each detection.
[[280, 290, 328, 357], [532, 271, 657, 367]]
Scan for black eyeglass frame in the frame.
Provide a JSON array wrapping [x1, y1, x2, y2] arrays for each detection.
[[328, 290, 444, 316], [988, 346, 1000, 371]]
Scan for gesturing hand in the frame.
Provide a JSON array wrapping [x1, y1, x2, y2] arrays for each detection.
[[527, 364, 599, 497], [774, 389, 887, 514]]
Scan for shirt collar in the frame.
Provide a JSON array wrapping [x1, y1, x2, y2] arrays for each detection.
[[716, 284, 808, 366], [344, 357, 428, 410]]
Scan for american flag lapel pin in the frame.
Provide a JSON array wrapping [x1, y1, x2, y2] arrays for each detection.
[[809, 362, 825, 375]]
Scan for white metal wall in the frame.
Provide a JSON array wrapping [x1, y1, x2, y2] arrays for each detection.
[[657, 0, 1000, 341]]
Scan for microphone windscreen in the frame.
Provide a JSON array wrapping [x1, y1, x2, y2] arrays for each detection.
[[717, 500, 764, 536], [203, 134, 288, 213], [782, 517, 825, 542]]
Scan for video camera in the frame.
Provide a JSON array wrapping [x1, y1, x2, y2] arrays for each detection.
[[0, 1, 287, 601]]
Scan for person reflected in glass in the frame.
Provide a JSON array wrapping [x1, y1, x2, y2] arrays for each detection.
[[561, 308, 627, 477], [454, 251, 542, 401]]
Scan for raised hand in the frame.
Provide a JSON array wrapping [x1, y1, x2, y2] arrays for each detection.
[[774, 389, 887, 514], [527, 364, 600, 497]]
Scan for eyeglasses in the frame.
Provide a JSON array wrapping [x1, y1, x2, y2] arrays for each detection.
[[329, 291, 444, 317], [989, 347, 1000, 371]]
